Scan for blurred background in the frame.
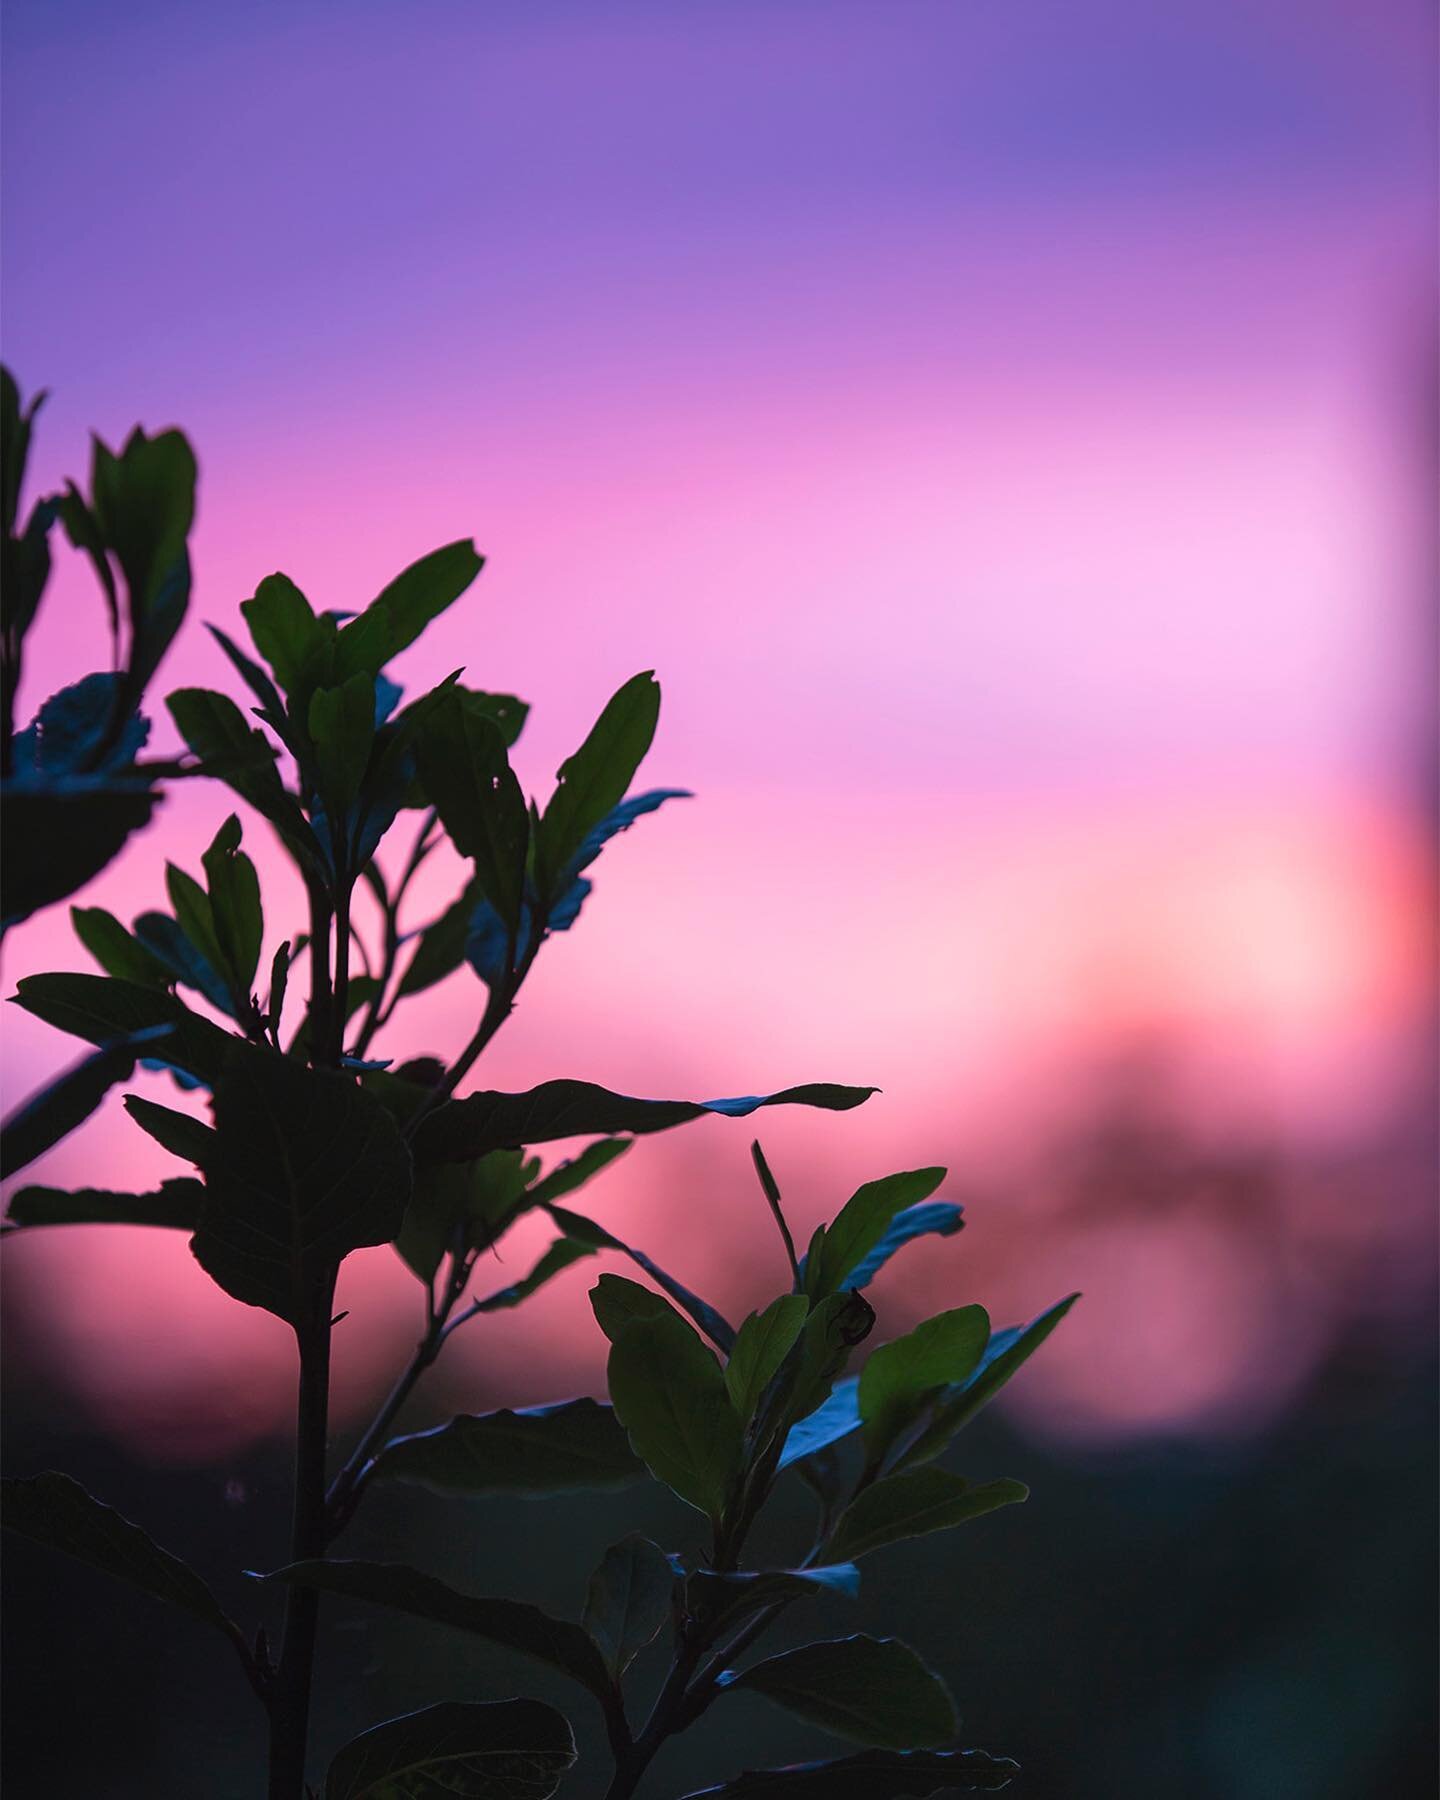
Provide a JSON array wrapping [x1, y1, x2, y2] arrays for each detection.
[[2, 1, 1435, 1794]]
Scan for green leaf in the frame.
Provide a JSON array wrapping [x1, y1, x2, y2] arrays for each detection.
[[11, 973, 234, 1086], [589, 1273, 675, 1344], [416, 690, 529, 940], [607, 1310, 743, 1523], [309, 673, 377, 814], [395, 876, 484, 997], [354, 539, 485, 664], [416, 1081, 876, 1166], [123, 1094, 215, 1165], [582, 1534, 676, 1677], [722, 1636, 956, 1750], [241, 572, 322, 694], [0, 1029, 170, 1179], [536, 672, 660, 899], [778, 1377, 862, 1471], [525, 1137, 632, 1205], [166, 862, 231, 995], [842, 1203, 965, 1291], [470, 1237, 594, 1311], [167, 687, 324, 875], [262, 1559, 612, 1703], [859, 1307, 990, 1457], [396, 1150, 533, 1283], [206, 623, 291, 743], [0, 785, 159, 929], [804, 1170, 948, 1302], [325, 1697, 575, 1800], [726, 1295, 809, 1424], [678, 1746, 1020, 1797], [1, 365, 43, 541], [5, 1179, 204, 1230], [687, 1565, 859, 1639], [191, 1044, 411, 1322], [200, 815, 264, 992], [889, 1295, 1079, 1473], [89, 425, 195, 669], [825, 1470, 1028, 1563], [70, 906, 172, 987], [777, 1294, 876, 1437], [370, 1398, 644, 1497], [546, 1204, 735, 1352], [1, 1470, 242, 1646]]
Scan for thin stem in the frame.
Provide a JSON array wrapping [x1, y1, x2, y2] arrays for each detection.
[[306, 887, 333, 1070], [329, 879, 352, 1067], [323, 1251, 471, 1539], [351, 811, 439, 1059], [267, 1279, 334, 1800]]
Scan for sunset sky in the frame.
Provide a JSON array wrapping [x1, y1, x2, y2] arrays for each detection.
[[2, 0, 1433, 1458]]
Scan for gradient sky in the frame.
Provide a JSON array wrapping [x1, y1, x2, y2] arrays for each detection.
[[2, 0, 1434, 1456]]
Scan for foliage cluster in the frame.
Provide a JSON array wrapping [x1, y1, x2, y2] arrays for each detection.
[[0, 370, 1074, 1799]]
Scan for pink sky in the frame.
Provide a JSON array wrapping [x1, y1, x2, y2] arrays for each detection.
[[2, 0, 1433, 1457]]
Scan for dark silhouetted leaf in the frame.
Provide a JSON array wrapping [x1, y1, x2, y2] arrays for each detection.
[[325, 1696, 575, 1800], [241, 572, 322, 695], [262, 1560, 612, 1702], [524, 1137, 631, 1206], [582, 1534, 676, 1677], [370, 1398, 644, 1498], [778, 1377, 861, 1471], [589, 1273, 676, 1344], [87, 424, 195, 687], [416, 690, 529, 940], [545, 1204, 735, 1351], [889, 1294, 1079, 1472], [721, 1635, 956, 1749], [726, 1295, 809, 1424], [10, 673, 147, 775], [354, 539, 485, 665], [1, 1470, 241, 1645], [825, 1470, 1028, 1563], [123, 1094, 215, 1165], [542, 787, 691, 935], [5, 1178, 204, 1230], [1, 783, 158, 928], [470, 1237, 594, 1310], [396, 1150, 533, 1283], [0, 1027, 170, 1179], [395, 876, 484, 997], [200, 814, 263, 992], [191, 1044, 411, 1322], [803, 1170, 947, 1303], [607, 1310, 743, 1523], [310, 673, 377, 814], [11, 973, 234, 1086], [167, 687, 324, 875], [71, 905, 172, 986], [678, 1745, 1020, 1797], [842, 1203, 964, 1291], [859, 1307, 990, 1456], [416, 1081, 875, 1166], [776, 1294, 875, 1437], [687, 1565, 859, 1639], [206, 623, 291, 743], [133, 909, 232, 1013], [535, 672, 660, 900]]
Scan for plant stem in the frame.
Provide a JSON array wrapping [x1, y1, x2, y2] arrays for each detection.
[[329, 877, 352, 1066], [323, 1251, 471, 1538], [306, 886, 334, 1068], [267, 1279, 335, 1800]]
